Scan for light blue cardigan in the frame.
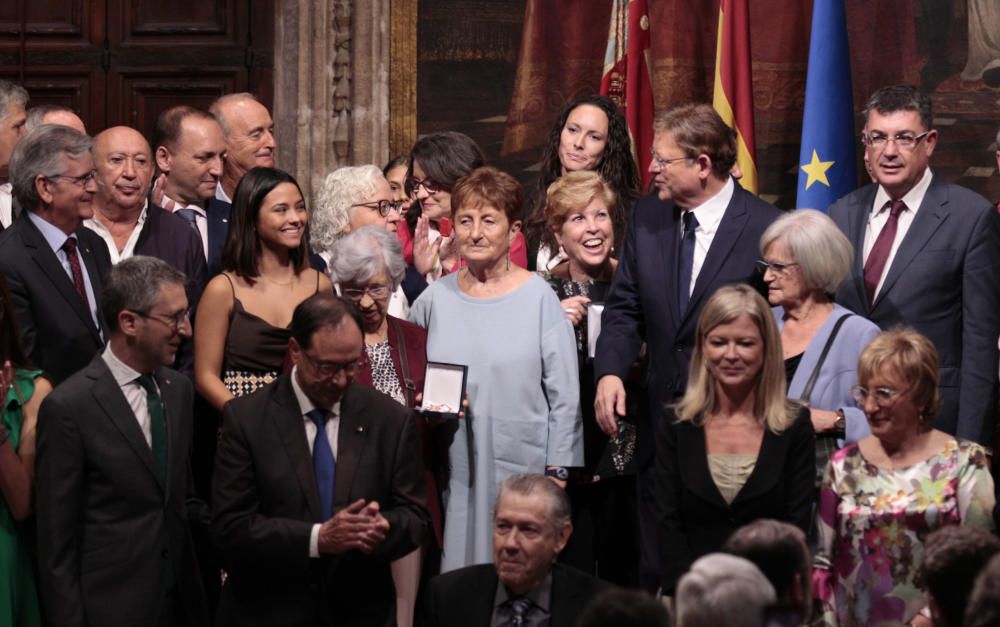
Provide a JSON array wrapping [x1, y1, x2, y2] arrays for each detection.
[[773, 303, 882, 444]]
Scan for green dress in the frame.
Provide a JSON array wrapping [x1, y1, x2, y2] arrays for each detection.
[[0, 368, 43, 627]]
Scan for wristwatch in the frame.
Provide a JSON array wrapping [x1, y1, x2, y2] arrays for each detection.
[[545, 467, 569, 481], [834, 409, 846, 433]]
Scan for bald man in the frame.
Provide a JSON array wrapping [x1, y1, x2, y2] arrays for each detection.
[[209, 93, 276, 202], [25, 104, 87, 134], [84, 126, 207, 371]]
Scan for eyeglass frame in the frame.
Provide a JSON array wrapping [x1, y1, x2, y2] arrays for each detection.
[[755, 260, 800, 276], [131, 307, 192, 332], [45, 170, 98, 187], [649, 150, 696, 171], [341, 284, 392, 301], [298, 347, 368, 378], [860, 130, 931, 151], [849, 384, 906, 407], [404, 176, 447, 197], [353, 199, 405, 218]]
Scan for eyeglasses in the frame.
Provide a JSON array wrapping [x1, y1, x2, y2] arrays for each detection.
[[341, 284, 392, 301], [132, 307, 191, 332], [850, 385, 904, 407], [649, 150, 695, 171], [299, 349, 368, 378], [47, 170, 97, 186], [755, 260, 800, 276], [861, 131, 930, 151], [404, 176, 447, 197], [353, 199, 405, 218]]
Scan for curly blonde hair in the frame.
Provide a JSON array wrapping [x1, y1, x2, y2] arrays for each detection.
[[311, 165, 383, 255]]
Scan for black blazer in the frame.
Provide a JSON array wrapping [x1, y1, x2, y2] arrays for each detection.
[[134, 203, 209, 309], [830, 177, 1000, 444], [35, 356, 209, 627], [211, 376, 430, 627], [205, 197, 231, 278], [652, 405, 815, 594], [0, 213, 111, 384], [420, 563, 611, 627], [594, 183, 783, 465]]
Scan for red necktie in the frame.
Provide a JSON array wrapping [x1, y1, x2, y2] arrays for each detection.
[[61, 237, 89, 306], [863, 199, 906, 305]]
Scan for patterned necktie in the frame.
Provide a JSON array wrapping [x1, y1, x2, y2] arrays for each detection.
[[174, 207, 200, 234], [677, 210, 699, 316], [863, 199, 906, 305], [135, 374, 167, 483], [509, 598, 532, 627], [307, 409, 336, 520], [60, 237, 89, 306]]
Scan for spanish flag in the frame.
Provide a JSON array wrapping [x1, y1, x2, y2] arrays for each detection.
[[600, 0, 654, 188], [712, 0, 758, 194]]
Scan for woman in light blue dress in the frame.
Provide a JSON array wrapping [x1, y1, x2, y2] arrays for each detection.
[[410, 166, 582, 572]]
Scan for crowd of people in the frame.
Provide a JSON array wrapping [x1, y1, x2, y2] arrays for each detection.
[[0, 75, 999, 627]]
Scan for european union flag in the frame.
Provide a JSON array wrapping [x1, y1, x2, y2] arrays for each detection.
[[796, 0, 857, 211]]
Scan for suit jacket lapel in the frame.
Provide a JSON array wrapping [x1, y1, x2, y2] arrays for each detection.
[[874, 180, 948, 309], [87, 357, 163, 488], [846, 186, 877, 313], [272, 377, 324, 521], [677, 423, 730, 509], [334, 386, 369, 508], [75, 230, 107, 341], [156, 367, 183, 502], [661, 204, 682, 332]]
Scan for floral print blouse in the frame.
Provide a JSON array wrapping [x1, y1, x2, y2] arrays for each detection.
[[813, 438, 995, 626]]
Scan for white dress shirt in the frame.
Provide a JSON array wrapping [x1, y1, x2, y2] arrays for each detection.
[[215, 180, 232, 205], [0, 183, 12, 229], [863, 167, 933, 299], [27, 211, 102, 333], [102, 345, 157, 447], [682, 176, 735, 296], [84, 201, 149, 264], [290, 366, 341, 558], [164, 193, 210, 262]]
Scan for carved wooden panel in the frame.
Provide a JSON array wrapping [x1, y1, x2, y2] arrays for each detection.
[[110, 70, 242, 138], [109, 0, 241, 46], [16, 70, 104, 131]]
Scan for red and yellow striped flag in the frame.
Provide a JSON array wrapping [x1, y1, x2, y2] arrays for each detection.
[[712, 0, 758, 194]]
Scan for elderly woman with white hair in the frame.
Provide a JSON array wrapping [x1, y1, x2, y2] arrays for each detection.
[[328, 225, 441, 627], [758, 209, 881, 479], [312, 164, 415, 317]]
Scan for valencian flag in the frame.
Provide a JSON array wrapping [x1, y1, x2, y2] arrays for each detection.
[[796, 0, 856, 211], [600, 0, 654, 187], [712, 0, 758, 194]]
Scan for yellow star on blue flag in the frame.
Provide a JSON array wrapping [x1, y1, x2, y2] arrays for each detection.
[[800, 150, 834, 190]]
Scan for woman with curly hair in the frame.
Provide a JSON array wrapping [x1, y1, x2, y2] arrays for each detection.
[[523, 95, 641, 271]]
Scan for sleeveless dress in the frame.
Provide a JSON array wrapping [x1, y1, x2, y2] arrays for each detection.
[[221, 272, 320, 397], [0, 368, 43, 627]]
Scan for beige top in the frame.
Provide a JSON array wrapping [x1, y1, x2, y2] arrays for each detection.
[[707, 454, 756, 504]]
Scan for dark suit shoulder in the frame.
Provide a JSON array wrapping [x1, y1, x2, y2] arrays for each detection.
[[932, 178, 995, 214], [628, 192, 674, 224], [428, 563, 496, 593], [552, 562, 611, 594], [344, 383, 411, 423], [735, 184, 784, 220], [205, 198, 232, 218], [45, 355, 110, 401]]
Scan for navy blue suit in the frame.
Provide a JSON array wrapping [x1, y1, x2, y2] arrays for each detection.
[[595, 182, 784, 466], [205, 197, 231, 278], [830, 177, 1000, 444]]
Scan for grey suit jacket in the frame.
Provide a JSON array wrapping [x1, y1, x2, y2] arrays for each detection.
[[830, 176, 1000, 443], [35, 355, 209, 627]]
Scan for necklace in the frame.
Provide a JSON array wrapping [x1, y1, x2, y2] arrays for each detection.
[[262, 275, 294, 287]]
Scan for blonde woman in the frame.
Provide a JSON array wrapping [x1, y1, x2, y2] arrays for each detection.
[[653, 284, 814, 596]]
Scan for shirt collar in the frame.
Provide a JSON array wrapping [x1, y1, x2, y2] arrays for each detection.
[[85, 202, 149, 236], [290, 366, 341, 417], [493, 571, 553, 614], [0, 182, 10, 194], [27, 210, 77, 254], [163, 193, 207, 217], [872, 167, 933, 216], [215, 180, 232, 204], [102, 344, 146, 388], [684, 176, 735, 234]]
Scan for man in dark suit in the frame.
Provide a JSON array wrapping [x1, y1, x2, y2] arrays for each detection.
[[35, 255, 209, 627], [211, 293, 429, 627], [0, 80, 28, 230], [0, 124, 112, 385], [153, 105, 230, 277], [593, 103, 783, 589], [422, 473, 610, 627], [830, 85, 1000, 445]]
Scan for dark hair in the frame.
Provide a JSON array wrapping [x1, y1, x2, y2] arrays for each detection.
[[965, 553, 1000, 627], [864, 85, 933, 131], [153, 105, 218, 152], [653, 103, 737, 178], [722, 519, 811, 619], [406, 131, 485, 194], [101, 256, 187, 333], [382, 154, 408, 178], [451, 166, 523, 224], [290, 293, 363, 350], [0, 272, 30, 368], [525, 95, 639, 260], [578, 589, 670, 627], [222, 167, 310, 285], [922, 526, 1000, 627]]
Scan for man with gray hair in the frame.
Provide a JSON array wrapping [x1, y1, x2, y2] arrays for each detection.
[[36, 255, 209, 627], [0, 124, 112, 384], [675, 553, 776, 627], [0, 79, 28, 229], [209, 92, 276, 203], [422, 473, 610, 627], [24, 103, 86, 134]]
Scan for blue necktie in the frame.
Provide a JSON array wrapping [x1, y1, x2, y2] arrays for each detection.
[[678, 210, 699, 316], [307, 409, 336, 520], [175, 207, 200, 233]]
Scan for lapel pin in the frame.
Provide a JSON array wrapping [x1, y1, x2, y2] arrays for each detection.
[[356, 425, 365, 433]]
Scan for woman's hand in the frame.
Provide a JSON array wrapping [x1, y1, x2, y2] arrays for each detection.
[[0, 359, 12, 398], [412, 216, 441, 276], [560, 295, 591, 327], [438, 234, 458, 274], [809, 407, 840, 433]]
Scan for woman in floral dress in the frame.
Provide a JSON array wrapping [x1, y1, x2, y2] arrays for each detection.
[[813, 328, 995, 626]]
